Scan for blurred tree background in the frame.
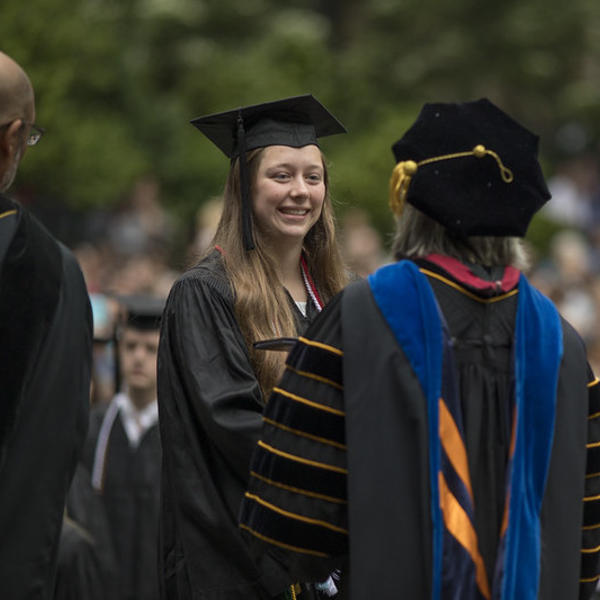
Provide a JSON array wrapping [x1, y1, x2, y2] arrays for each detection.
[[2, 0, 600, 259]]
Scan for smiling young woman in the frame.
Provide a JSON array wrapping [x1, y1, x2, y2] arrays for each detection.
[[252, 144, 326, 246], [156, 95, 348, 600]]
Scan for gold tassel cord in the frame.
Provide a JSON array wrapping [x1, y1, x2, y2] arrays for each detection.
[[388, 160, 417, 216], [388, 144, 514, 216]]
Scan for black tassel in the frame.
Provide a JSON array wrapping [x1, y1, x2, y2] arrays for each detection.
[[237, 112, 255, 251]]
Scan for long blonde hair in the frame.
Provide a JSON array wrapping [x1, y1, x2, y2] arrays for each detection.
[[211, 147, 347, 396]]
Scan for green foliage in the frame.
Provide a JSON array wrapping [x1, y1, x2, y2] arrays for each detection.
[[2, 0, 600, 253]]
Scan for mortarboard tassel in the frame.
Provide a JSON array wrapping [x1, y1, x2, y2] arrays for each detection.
[[237, 112, 255, 251]]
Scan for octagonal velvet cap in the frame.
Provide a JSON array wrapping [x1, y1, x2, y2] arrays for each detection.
[[391, 98, 551, 237]]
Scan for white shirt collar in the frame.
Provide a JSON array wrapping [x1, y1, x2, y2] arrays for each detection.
[[114, 392, 158, 448]]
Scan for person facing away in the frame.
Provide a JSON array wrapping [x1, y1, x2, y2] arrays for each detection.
[[239, 98, 600, 600], [0, 51, 93, 598], [157, 94, 348, 599], [81, 295, 164, 600]]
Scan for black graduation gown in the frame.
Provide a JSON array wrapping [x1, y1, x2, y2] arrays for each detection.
[[81, 401, 162, 600], [0, 194, 93, 599], [240, 258, 600, 600], [157, 250, 320, 599]]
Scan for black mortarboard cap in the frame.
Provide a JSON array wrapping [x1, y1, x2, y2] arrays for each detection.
[[390, 98, 551, 237], [119, 295, 165, 331], [191, 94, 346, 158], [191, 94, 346, 250]]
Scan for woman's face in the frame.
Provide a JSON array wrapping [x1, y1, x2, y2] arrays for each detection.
[[252, 144, 325, 247]]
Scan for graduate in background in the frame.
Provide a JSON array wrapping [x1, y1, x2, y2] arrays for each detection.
[[157, 95, 348, 599], [240, 99, 600, 600], [81, 295, 164, 600]]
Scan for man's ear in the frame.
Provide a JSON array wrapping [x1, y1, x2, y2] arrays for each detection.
[[0, 119, 23, 159]]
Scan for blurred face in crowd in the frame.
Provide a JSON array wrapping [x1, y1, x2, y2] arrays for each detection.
[[119, 327, 160, 396], [252, 144, 325, 249]]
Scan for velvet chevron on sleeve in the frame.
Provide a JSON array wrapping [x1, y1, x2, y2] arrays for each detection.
[[240, 294, 348, 575], [580, 375, 600, 599]]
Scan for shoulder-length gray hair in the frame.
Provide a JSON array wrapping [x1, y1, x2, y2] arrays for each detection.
[[392, 203, 529, 270]]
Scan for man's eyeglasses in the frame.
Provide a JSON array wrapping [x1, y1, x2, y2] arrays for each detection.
[[0, 120, 45, 146], [25, 123, 44, 146]]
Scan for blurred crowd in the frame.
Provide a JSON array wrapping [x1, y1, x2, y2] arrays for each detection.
[[529, 152, 600, 374]]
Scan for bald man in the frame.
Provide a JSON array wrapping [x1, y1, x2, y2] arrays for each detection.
[[0, 52, 93, 599]]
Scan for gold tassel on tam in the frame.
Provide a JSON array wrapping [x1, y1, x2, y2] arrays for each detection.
[[389, 160, 418, 216], [388, 144, 514, 217]]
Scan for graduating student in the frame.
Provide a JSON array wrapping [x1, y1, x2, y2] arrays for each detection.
[[157, 95, 348, 599], [81, 295, 164, 600], [240, 99, 600, 600]]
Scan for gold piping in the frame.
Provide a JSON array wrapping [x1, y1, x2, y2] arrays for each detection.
[[262, 416, 347, 450], [273, 387, 345, 416], [419, 268, 519, 303], [244, 492, 348, 534], [285, 364, 344, 391], [250, 470, 347, 504], [258, 440, 348, 474], [239, 523, 330, 558], [297, 336, 343, 356]]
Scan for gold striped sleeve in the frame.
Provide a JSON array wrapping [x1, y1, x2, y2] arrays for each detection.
[[297, 336, 343, 356], [272, 387, 345, 416], [239, 523, 330, 558], [284, 364, 344, 391], [0, 209, 17, 220], [257, 440, 348, 474]]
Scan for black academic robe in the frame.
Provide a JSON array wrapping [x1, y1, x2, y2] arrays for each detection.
[[157, 250, 321, 599], [0, 194, 93, 599], [81, 401, 162, 600], [240, 258, 600, 600]]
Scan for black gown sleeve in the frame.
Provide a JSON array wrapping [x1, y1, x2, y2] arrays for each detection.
[[580, 372, 600, 599], [159, 272, 264, 482], [158, 267, 293, 597], [240, 292, 348, 583]]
